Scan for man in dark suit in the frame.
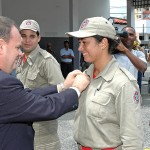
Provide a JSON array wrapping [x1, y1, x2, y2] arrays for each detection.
[[0, 16, 90, 150]]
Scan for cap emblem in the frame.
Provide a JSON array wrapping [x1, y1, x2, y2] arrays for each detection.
[[26, 21, 32, 25], [80, 19, 89, 29]]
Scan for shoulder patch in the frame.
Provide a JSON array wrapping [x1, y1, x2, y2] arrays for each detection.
[[119, 67, 136, 81]]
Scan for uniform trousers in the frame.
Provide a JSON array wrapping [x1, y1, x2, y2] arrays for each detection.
[[61, 62, 73, 78]]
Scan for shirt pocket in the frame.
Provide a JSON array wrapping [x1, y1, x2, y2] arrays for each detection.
[[26, 70, 40, 88], [88, 92, 115, 123]]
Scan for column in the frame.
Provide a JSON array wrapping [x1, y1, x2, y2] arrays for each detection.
[[69, 0, 80, 69], [127, 0, 135, 27]]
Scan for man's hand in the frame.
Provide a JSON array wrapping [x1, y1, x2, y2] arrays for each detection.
[[111, 38, 128, 54], [115, 41, 129, 53], [63, 70, 83, 89], [72, 74, 90, 93]]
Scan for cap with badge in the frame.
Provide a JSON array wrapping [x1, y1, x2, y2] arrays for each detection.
[[66, 16, 117, 40], [20, 19, 40, 33]]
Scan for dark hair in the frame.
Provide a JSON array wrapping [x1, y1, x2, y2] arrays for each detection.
[[64, 40, 69, 44], [92, 35, 118, 54], [92, 35, 103, 43], [20, 30, 40, 36], [36, 31, 40, 36], [0, 16, 18, 42], [122, 26, 136, 34]]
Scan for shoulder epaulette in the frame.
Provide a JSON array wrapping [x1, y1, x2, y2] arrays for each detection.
[[119, 67, 136, 81], [39, 49, 52, 59]]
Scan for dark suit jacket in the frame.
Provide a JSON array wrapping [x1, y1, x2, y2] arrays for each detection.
[[0, 70, 78, 150]]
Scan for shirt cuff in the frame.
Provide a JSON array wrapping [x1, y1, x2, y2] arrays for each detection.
[[69, 87, 81, 97]]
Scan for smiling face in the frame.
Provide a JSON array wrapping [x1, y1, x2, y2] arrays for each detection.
[[78, 37, 109, 64], [20, 29, 41, 55], [0, 26, 22, 73], [121, 27, 136, 50]]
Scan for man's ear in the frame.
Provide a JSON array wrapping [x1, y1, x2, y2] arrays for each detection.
[[38, 35, 41, 43], [0, 39, 6, 55]]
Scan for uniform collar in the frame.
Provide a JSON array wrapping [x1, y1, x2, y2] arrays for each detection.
[[85, 56, 119, 82], [26, 44, 40, 65]]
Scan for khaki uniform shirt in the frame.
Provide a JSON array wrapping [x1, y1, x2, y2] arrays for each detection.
[[74, 57, 144, 150], [16, 45, 64, 150]]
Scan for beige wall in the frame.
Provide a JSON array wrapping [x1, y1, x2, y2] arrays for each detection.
[[2, 0, 70, 37]]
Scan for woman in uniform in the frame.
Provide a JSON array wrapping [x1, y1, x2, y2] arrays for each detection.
[[66, 17, 144, 150]]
